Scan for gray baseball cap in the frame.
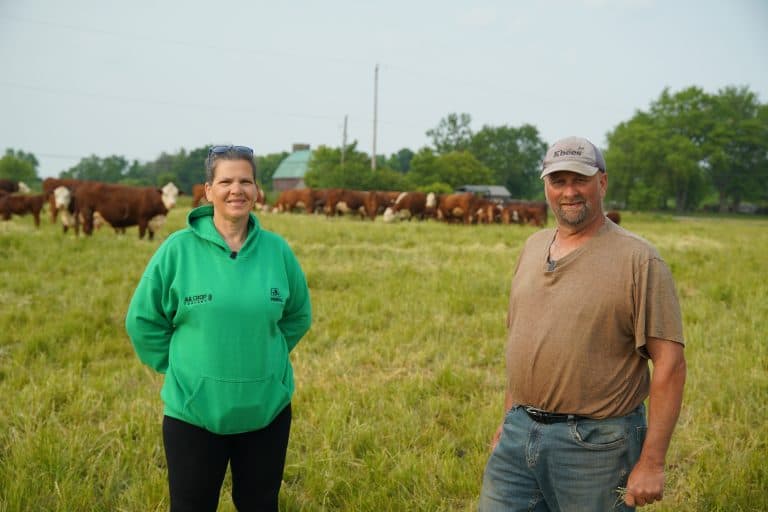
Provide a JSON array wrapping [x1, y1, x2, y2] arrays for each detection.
[[540, 136, 606, 178]]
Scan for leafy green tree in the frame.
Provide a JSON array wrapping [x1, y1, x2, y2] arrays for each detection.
[[469, 123, 547, 197], [0, 150, 38, 184], [61, 155, 129, 183], [304, 143, 407, 191], [304, 142, 371, 189], [606, 87, 710, 212], [607, 85, 767, 212], [407, 149, 493, 189], [169, 147, 209, 193], [385, 148, 415, 173], [426, 113, 473, 154], [648, 87, 712, 212], [705, 86, 768, 211], [605, 112, 670, 209]]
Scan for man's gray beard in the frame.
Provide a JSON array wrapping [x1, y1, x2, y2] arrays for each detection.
[[555, 204, 590, 227]]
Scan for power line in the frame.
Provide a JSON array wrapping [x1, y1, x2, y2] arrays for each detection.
[[0, 14, 373, 68]]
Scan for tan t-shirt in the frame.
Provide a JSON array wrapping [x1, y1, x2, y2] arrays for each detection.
[[505, 221, 684, 419]]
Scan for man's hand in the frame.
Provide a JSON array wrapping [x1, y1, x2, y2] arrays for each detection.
[[624, 460, 665, 507]]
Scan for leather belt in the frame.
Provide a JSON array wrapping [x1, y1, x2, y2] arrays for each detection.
[[523, 406, 575, 424]]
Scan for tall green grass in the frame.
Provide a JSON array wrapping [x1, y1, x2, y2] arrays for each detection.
[[0, 205, 766, 511]]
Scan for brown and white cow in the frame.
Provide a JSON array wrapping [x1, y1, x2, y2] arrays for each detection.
[[435, 192, 481, 224], [191, 183, 208, 208], [0, 179, 30, 194], [382, 191, 437, 222], [522, 201, 548, 227], [73, 182, 178, 239], [500, 201, 526, 225], [363, 191, 400, 220], [273, 188, 318, 214], [323, 189, 369, 219], [0, 193, 46, 227], [606, 210, 621, 225], [42, 177, 84, 223], [474, 198, 503, 224], [53, 185, 108, 233], [53, 186, 76, 233]]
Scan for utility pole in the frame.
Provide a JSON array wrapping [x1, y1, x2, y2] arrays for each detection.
[[341, 114, 348, 169], [372, 63, 379, 171]]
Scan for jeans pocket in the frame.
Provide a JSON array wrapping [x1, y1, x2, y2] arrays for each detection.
[[569, 419, 628, 451]]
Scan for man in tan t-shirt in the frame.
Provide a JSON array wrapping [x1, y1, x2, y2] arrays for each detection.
[[479, 136, 686, 511]]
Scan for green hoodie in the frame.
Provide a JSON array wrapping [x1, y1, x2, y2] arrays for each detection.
[[125, 205, 311, 434]]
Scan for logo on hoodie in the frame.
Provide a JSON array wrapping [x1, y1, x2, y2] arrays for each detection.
[[184, 293, 213, 306], [270, 288, 284, 303]]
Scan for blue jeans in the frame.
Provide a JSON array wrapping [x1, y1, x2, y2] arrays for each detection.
[[479, 404, 646, 512]]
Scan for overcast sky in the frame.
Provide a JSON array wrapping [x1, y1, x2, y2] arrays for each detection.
[[1, 0, 766, 179]]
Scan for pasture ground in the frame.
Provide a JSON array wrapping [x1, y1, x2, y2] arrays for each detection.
[[0, 201, 766, 511]]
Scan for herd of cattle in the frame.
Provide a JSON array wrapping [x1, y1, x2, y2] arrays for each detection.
[[0, 178, 178, 240], [2, 178, 623, 238], [195, 187, 549, 226]]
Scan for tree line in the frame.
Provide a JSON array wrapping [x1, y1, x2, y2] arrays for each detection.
[[1, 84, 766, 213]]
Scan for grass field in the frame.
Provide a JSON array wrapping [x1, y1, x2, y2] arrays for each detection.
[[0, 201, 766, 511]]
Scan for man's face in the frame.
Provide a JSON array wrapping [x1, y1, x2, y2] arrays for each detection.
[[544, 171, 607, 228]]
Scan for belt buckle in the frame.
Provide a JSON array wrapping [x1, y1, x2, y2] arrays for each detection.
[[523, 406, 566, 424], [523, 406, 548, 421]]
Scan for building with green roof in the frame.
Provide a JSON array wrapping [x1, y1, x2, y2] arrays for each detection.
[[272, 144, 312, 191]]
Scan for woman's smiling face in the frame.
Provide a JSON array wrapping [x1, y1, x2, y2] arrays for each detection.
[[205, 159, 257, 222]]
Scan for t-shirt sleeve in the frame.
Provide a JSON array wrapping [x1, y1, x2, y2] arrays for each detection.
[[633, 257, 685, 356]]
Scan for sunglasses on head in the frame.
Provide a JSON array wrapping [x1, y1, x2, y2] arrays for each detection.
[[208, 145, 254, 157]]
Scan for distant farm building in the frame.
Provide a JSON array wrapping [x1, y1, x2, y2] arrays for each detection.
[[272, 144, 312, 192], [455, 185, 512, 203]]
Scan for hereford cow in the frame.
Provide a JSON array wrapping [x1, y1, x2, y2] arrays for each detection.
[[435, 192, 480, 224], [273, 188, 317, 214], [323, 189, 370, 219], [606, 210, 621, 225], [0, 179, 18, 194], [474, 198, 502, 224], [74, 182, 178, 239], [500, 201, 525, 225], [363, 191, 400, 220], [53, 186, 107, 233], [382, 192, 437, 222], [191, 183, 208, 208], [42, 177, 84, 223], [0, 193, 46, 227], [53, 186, 76, 233], [253, 184, 267, 211], [0, 179, 30, 194], [522, 201, 548, 227]]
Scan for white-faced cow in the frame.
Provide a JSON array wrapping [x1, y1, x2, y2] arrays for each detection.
[[273, 188, 318, 214], [323, 189, 370, 219], [73, 182, 179, 239], [53, 185, 107, 234], [435, 192, 481, 224], [42, 178, 84, 223], [363, 191, 400, 220], [382, 192, 437, 222], [0, 179, 30, 194]]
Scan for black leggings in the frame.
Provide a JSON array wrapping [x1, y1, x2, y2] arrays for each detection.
[[162, 404, 291, 512]]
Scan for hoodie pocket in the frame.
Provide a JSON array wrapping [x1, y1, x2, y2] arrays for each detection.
[[184, 375, 290, 434]]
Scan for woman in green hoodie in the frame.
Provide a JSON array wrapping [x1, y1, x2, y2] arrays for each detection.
[[125, 145, 312, 512]]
